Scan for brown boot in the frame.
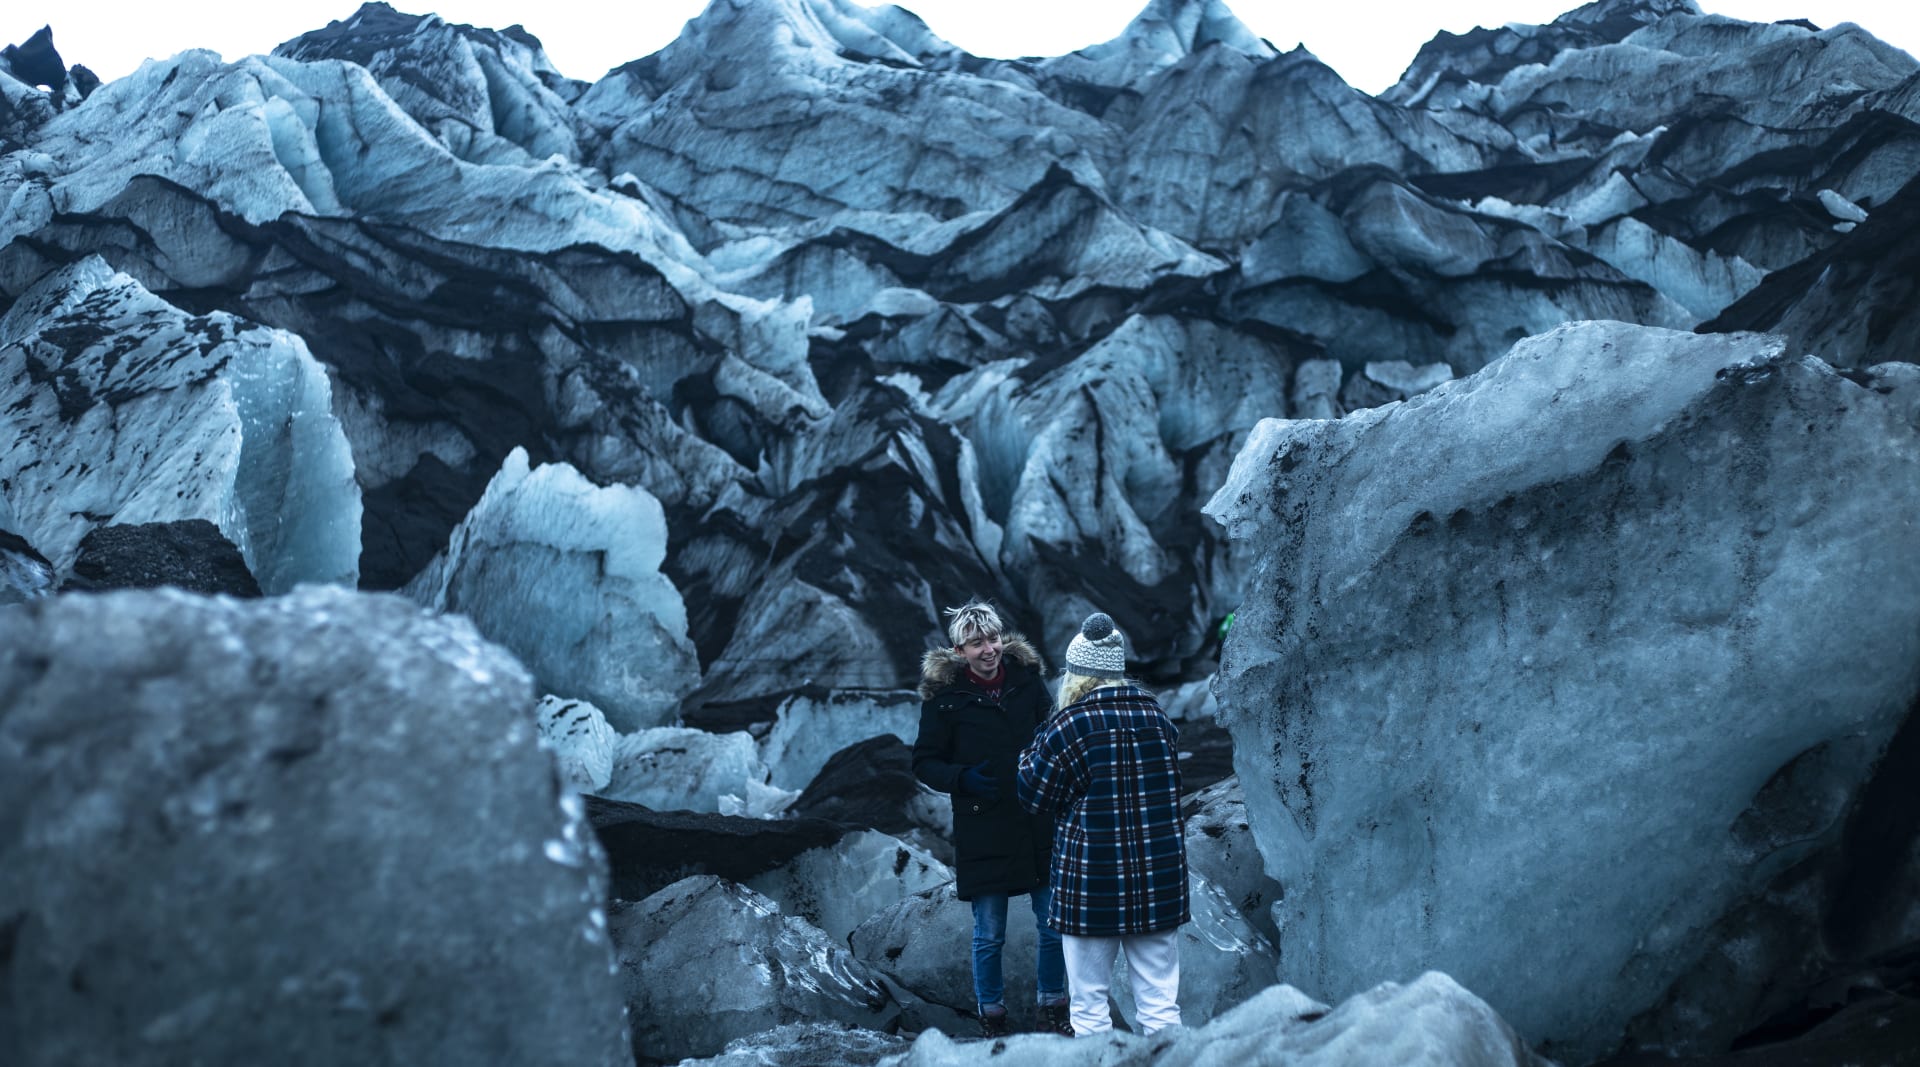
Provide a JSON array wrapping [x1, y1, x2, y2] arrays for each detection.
[[978, 1006, 1010, 1038], [1039, 1000, 1074, 1037]]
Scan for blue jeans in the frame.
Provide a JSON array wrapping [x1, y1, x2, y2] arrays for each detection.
[[970, 887, 1067, 1012]]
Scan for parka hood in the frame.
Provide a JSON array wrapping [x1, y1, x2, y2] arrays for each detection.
[[918, 633, 1043, 700]]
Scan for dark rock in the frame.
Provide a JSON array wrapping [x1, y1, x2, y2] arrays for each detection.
[[2, 26, 65, 92], [63, 519, 263, 597], [583, 795, 857, 903], [788, 735, 925, 836]]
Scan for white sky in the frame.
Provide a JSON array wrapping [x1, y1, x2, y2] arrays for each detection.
[[3, 0, 1915, 96]]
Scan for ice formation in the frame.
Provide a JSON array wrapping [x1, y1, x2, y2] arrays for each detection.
[[1207, 320, 1920, 1059], [407, 447, 700, 731], [0, 257, 360, 592]]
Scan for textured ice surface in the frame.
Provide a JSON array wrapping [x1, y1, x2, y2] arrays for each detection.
[[1207, 321, 1920, 1059], [883, 972, 1546, 1067], [759, 689, 923, 791], [0, 257, 360, 592], [1181, 777, 1285, 946], [671, 1022, 908, 1066], [0, 586, 630, 1066], [744, 829, 952, 947], [610, 875, 899, 1063], [536, 695, 618, 793], [406, 447, 700, 731], [600, 727, 767, 813]]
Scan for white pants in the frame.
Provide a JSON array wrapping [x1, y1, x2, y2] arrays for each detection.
[[1061, 930, 1181, 1036]]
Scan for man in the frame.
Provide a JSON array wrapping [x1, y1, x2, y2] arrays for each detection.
[[912, 598, 1070, 1037]]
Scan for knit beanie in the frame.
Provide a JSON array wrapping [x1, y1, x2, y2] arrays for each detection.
[[1064, 612, 1127, 679]]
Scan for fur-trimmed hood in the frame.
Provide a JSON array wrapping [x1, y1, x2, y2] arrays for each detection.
[[918, 633, 1044, 700]]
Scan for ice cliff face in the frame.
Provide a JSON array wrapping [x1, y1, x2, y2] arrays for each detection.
[[1207, 321, 1920, 1060]]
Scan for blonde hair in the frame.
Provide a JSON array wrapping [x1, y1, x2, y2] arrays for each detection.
[[1058, 669, 1126, 709], [944, 598, 1004, 647]]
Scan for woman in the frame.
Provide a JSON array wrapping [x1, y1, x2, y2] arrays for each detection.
[[1016, 611, 1189, 1036]]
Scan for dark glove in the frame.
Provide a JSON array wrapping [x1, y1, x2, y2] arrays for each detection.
[[959, 761, 997, 797]]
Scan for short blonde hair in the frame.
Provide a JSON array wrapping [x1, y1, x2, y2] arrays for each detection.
[[1058, 669, 1125, 709], [944, 598, 1004, 647]]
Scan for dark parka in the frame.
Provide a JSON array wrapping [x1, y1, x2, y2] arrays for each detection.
[[912, 635, 1056, 900]]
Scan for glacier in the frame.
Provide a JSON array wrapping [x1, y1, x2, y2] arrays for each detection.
[[4, 0, 1920, 1063]]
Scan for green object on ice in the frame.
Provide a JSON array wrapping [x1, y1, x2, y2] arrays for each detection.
[[1218, 612, 1234, 640]]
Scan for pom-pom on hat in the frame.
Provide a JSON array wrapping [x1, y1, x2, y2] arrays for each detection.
[[1065, 612, 1127, 679]]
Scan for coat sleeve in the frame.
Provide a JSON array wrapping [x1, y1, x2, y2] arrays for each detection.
[[1017, 718, 1086, 818], [911, 698, 962, 795]]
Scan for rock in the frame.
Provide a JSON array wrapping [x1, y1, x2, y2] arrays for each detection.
[[885, 972, 1550, 1066], [608, 875, 900, 1064], [582, 796, 859, 903], [789, 735, 954, 864], [1206, 320, 1920, 1061], [1, 25, 66, 93], [0, 586, 629, 1066], [1701, 171, 1920, 370], [63, 519, 263, 596], [1338, 360, 1454, 411], [405, 447, 701, 731], [849, 881, 1043, 1017]]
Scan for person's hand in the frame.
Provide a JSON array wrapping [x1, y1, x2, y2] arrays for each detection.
[[959, 761, 997, 797]]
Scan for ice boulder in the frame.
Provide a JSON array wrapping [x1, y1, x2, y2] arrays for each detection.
[[884, 972, 1548, 1066], [608, 875, 900, 1063], [1206, 321, 1920, 1060], [537, 695, 618, 793], [758, 688, 923, 791], [742, 829, 952, 947], [599, 726, 766, 813], [0, 527, 55, 603], [669, 1022, 908, 1066], [849, 882, 1045, 1019], [0, 257, 360, 592], [0, 586, 629, 1066], [406, 447, 700, 731], [1104, 871, 1279, 1030], [1181, 777, 1285, 945]]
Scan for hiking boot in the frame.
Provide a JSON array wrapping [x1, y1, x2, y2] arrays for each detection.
[[978, 1007, 1010, 1038], [1039, 1000, 1074, 1037]]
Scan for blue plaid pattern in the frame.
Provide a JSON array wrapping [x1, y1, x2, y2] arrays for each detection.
[[1017, 685, 1189, 936]]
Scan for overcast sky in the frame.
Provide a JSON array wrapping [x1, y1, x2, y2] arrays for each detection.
[[4, 0, 1916, 96]]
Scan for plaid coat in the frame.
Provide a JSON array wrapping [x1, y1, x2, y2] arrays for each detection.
[[1016, 684, 1189, 936]]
